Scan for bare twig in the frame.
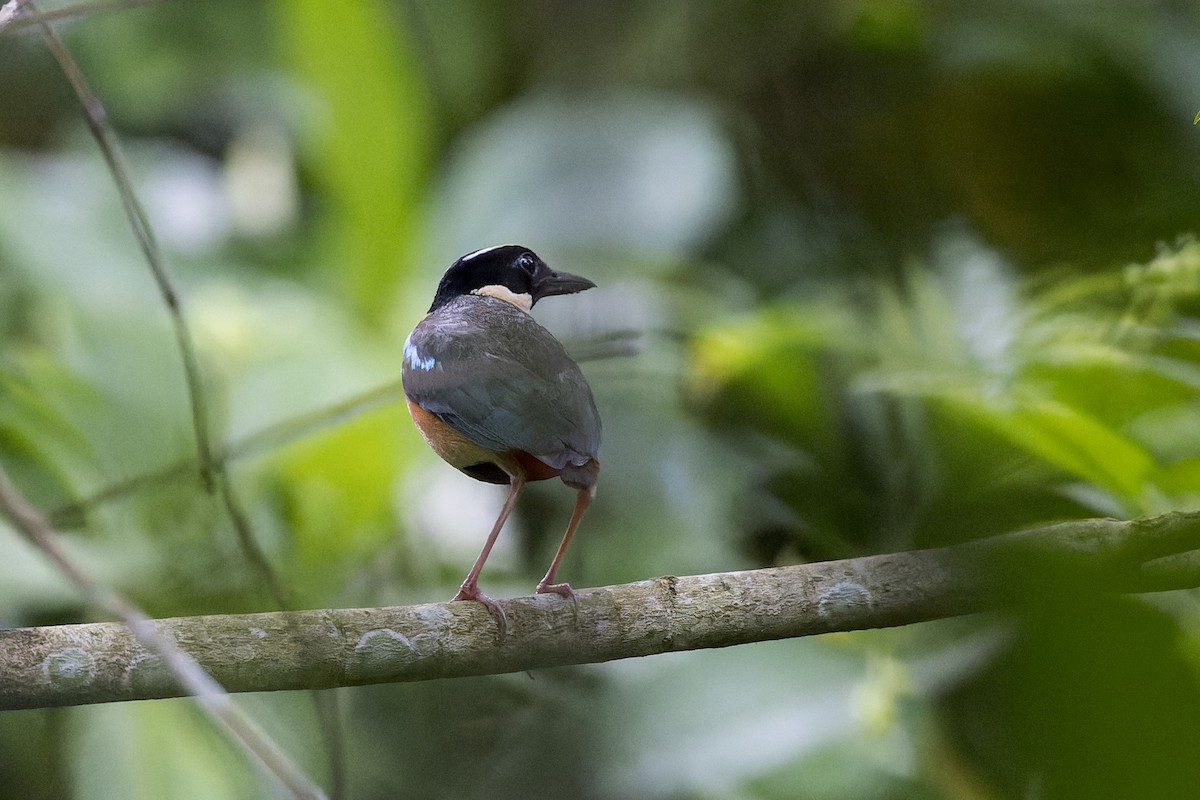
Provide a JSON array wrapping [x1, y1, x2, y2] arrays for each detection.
[[0, 464, 328, 799], [1, 0, 160, 34], [5, 509, 1200, 711], [28, 5, 342, 794], [32, 5, 217, 489], [216, 469, 292, 606], [50, 379, 404, 527]]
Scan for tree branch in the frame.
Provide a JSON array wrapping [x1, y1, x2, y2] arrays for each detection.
[[4, 510, 1199, 711]]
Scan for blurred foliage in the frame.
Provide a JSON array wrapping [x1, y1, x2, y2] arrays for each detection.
[[2, 1, 1200, 798], [693, 239, 1200, 558]]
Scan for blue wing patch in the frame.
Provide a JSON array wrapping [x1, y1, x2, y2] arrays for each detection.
[[403, 337, 438, 372]]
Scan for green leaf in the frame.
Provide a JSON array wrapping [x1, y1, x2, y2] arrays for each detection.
[[274, 0, 433, 324], [690, 305, 849, 441], [1157, 456, 1200, 496], [273, 402, 409, 590], [946, 391, 1154, 503], [0, 357, 101, 510]]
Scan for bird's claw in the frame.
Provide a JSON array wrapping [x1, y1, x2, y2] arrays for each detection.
[[536, 580, 580, 622], [452, 583, 509, 638], [535, 580, 575, 601]]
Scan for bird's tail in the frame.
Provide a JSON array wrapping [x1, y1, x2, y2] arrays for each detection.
[[560, 458, 599, 492]]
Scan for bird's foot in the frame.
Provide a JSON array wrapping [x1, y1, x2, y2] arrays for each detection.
[[452, 583, 509, 638], [536, 580, 580, 622], [535, 580, 575, 601]]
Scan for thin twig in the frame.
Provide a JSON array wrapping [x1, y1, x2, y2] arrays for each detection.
[[30, 4, 343, 793], [50, 379, 404, 526], [0, 464, 328, 799], [33, 4, 217, 490], [216, 469, 291, 607], [0, 0, 160, 34]]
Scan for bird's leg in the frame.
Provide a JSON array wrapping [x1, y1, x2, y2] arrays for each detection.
[[536, 486, 593, 602], [453, 476, 524, 632]]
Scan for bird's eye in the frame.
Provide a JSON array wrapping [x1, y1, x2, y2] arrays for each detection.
[[517, 254, 537, 274]]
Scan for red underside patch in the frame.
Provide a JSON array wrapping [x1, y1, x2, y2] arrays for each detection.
[[514, 450, 561, 481]]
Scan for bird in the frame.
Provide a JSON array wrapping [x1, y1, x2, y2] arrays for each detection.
[[401, 244, 601, 625]]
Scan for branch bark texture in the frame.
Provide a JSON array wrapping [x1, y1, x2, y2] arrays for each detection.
[[3, 512, 1199, 711]]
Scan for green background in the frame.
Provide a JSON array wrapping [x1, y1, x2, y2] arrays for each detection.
[[3, 1, 1200, 798]]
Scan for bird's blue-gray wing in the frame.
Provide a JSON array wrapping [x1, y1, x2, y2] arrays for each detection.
[[401, 297, 600, 469]]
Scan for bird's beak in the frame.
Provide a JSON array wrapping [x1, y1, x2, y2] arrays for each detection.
[[532, 269, 596, 303]]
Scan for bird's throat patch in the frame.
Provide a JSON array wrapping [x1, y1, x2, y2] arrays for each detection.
[[471, 284, 533, 312]]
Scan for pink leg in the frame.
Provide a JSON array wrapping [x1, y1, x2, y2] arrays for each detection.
[[536, 487, 593, 600], [453, 477, 524, 630]]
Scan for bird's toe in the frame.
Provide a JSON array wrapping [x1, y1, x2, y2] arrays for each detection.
[[451, 584, 509, 638]]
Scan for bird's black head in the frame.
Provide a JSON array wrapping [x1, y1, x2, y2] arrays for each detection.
[[428, 245, 596, 313]]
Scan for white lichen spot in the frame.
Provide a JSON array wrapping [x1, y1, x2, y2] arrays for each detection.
[[248, 627, 268, 639], [351, 628, 439, 679], [412, 604, 455, 627], [817, 580, 874, 618], [41, 647, 94, 687], [355, 628, 411, 653]]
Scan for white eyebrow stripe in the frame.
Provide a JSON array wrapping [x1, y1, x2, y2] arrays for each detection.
[[460, 244, 511, 262]]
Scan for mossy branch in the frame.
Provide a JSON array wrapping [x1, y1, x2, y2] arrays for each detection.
[[4, 511, 1199, 711]]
